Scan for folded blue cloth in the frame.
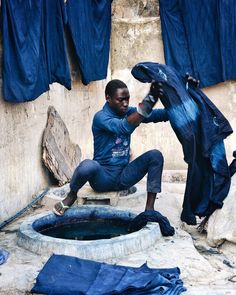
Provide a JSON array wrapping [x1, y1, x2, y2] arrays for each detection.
[[32, 254, 186, 295], [128, 210, 175, 237]]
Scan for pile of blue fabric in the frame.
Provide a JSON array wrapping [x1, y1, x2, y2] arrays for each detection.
[[31, 254, 186, 295]]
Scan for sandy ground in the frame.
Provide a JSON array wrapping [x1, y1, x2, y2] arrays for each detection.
[[0, 180, 236, 294]]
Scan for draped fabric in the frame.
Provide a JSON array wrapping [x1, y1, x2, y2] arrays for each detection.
[[31, 254, 186, 295], [1, 0, 71, 103], [66, 0, 112, 85], [159, 0, 236, 87], [128, 210, 175, 237], [131, 62, 233, 225]]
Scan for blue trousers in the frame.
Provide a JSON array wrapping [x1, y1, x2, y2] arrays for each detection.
[[70, 150, 164, 194]]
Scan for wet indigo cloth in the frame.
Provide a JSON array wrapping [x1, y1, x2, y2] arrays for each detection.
[[131, 62, 233, 225], [128, 210, 175, 237], [1, 0, 71, 102], [31, 254, 186, 295], [66, 0, 112, 85], [159, 0, 236, 87]]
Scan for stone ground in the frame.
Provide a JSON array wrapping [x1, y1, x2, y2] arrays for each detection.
[[0, 177, 236, 295]]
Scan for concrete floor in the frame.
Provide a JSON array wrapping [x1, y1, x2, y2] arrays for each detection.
[[0, 180, 236, 294]]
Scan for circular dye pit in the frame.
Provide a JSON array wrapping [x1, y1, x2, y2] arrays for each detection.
[[17, 206, 161, 261]]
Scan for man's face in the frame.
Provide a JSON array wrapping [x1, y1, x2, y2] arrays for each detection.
[[107, 87, 130, 116]]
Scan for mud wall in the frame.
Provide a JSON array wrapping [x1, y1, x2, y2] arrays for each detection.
[[0, 0, 235, 221]]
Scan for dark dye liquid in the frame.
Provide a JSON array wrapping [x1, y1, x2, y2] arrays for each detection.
[[39, 219, 130, 240]]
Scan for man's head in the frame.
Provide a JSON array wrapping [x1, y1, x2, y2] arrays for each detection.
[[105, 79, 130, 116]]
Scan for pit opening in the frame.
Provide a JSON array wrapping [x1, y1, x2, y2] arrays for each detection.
[[38, 218, 130, 240], [17, 206, 161, 261]]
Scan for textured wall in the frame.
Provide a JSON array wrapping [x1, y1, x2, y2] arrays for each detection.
[[0, 0, 235, 221]]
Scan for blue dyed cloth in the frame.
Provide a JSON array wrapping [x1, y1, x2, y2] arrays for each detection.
[[159, 0, 236, 87], [31, 254, 186, 295], [129, 210, 175, 237], [131, 62, 233, 225], [66, 0, 112, 85], [1, 0, 71, 103], [0, 249, 9, 265]]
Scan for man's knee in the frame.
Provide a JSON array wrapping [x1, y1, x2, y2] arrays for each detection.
[[147, 149, 164, 165], [74, 159, 99, 178]]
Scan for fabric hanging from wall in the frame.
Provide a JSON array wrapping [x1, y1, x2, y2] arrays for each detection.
[[131, 62, 233, 225], [159, 0, 236, 88], [1, 0, 71, 103], [31, 254, 186, 295], [43, 0, 71, 90], [66, 0, 112, 85]]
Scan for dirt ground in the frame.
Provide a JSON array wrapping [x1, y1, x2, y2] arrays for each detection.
[[0, 180, 236, 294]]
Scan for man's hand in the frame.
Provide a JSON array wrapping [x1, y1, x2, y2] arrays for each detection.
[[185, 73, 200, 88], [137, 82, 164, 118], [150, 82, 164, 100]]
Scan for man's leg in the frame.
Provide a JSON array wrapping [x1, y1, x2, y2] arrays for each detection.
[[118, 149, 164, 211], [53, 159, 101, 215]]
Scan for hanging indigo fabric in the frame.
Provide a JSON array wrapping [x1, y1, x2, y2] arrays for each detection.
[[159, 0, 236, 87], [132, 62, 233, 225], [66, 0, 112, 85], [1, 0, 71, 102]]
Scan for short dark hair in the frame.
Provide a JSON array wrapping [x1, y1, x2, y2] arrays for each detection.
[[105, 79, 128, 97]]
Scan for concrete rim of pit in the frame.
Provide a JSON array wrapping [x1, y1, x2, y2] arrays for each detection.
[[17, 206, 161, 262]]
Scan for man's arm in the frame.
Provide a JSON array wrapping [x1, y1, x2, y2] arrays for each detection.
[[93, 112, 137, 135], [142, 108, 169, 123], [128, 82, 165, 126]]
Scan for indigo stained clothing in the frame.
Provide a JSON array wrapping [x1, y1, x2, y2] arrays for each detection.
[[31, 254, 187, 295], [1, 0, 71, 103], [66, 0, 112, 85], [129, 210, 175, 237], [70, 103, 168, 194], [131, 62, 233, 225], [93, 102, 168, 167], [159, 0, 236, 87], [70, 150, 164, 194]]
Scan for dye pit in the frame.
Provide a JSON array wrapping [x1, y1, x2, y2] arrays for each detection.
[[39, 219, 130, 240], [17, 206, 161, 260]]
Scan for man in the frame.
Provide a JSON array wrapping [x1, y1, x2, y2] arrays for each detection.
[[53, 79, 168, 216]]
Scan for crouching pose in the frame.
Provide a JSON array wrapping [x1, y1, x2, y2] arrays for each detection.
[[53, 79, 168, 216]]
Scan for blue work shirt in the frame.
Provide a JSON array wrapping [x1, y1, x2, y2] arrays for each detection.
[[92, 102, 168, 166]]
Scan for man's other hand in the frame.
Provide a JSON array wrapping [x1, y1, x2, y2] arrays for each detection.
[[137, 82, 164, 118], [149, 82, 164, 100], [185, 73, 200, 88]]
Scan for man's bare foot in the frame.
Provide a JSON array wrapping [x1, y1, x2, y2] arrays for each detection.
[[52, 191, 77, 216]]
